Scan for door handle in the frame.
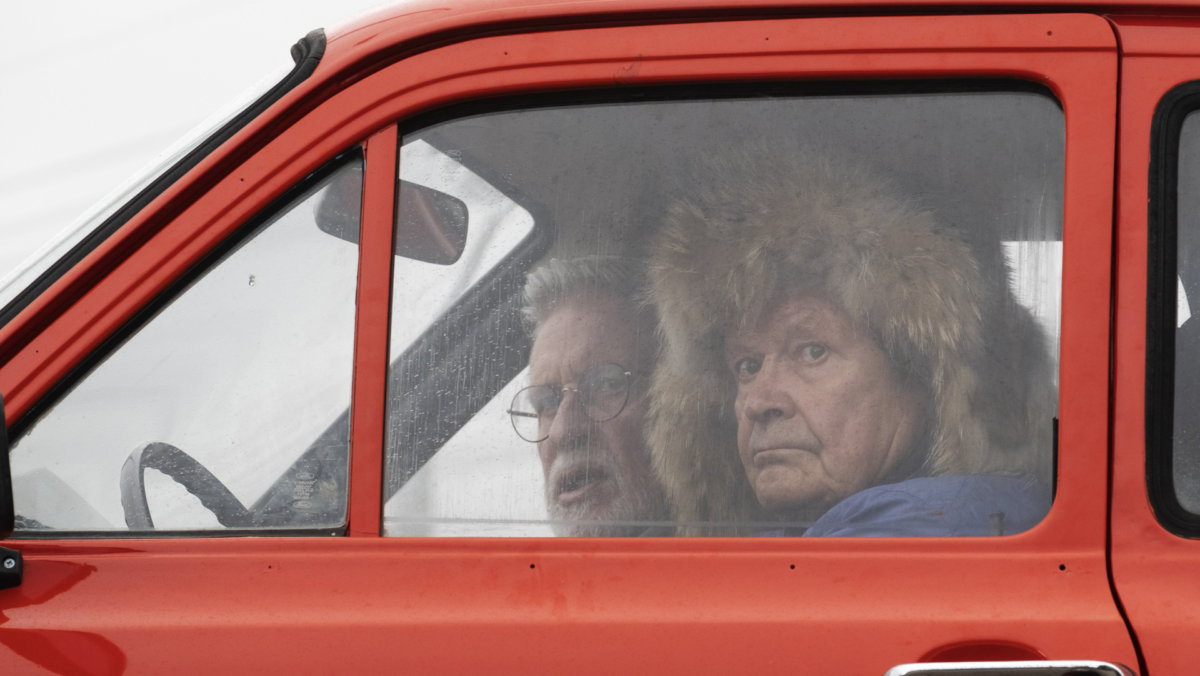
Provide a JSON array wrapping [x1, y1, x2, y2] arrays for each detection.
[[885, 661, 1134, 676]]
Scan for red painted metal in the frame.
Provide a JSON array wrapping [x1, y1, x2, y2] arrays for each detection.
[[348, 126, 398, 537], [0, 3, 1163, 672], [1109, 17, 1200, 676]]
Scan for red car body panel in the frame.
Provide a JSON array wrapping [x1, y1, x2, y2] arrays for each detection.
[[0, 1, 1191, 673], [1110, 16, 1200, 676]]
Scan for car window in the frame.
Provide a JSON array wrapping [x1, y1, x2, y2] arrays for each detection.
[[1173, 110, 1200, 515], [8, 154, 363, 534], [381, 86, 1064, 537]]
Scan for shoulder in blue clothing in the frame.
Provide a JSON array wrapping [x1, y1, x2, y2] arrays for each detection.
[[801, 475, 1051, 537]]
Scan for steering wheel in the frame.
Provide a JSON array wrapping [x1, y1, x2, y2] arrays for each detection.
[[120, 442, 252, 529]]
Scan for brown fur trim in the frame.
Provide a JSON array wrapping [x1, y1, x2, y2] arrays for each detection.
[[647, 155, 1055, 533]]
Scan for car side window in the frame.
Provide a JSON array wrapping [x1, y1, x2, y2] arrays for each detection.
[[1167, 101, 1200, 524], [9, 154, 363, 534], [381, 87, 1064, 537], [1144, 82, 1200, 534]]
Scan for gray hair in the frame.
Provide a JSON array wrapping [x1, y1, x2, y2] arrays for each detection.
[[647, 153, 1056, 532], [521, 255, 648, 337]]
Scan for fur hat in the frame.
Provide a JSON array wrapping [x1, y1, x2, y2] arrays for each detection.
[[646, 155, 1055, 535]]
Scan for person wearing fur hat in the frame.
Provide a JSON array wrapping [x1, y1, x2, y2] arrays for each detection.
[[647, 156, 1055, 537]]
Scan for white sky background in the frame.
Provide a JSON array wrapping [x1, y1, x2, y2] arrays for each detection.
[[0, 0, 390, 283]]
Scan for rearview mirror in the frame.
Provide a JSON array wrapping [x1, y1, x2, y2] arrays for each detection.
[[316, 162, 468, 265]]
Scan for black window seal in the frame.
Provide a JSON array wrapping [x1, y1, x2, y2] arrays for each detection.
[[0, 29, 327, 332], [1146, 80, 1200, 537]]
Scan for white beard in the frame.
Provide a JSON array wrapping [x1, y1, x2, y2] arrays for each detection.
[[544, 449, 669, 537]]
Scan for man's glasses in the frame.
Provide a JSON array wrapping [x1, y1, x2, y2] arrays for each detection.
[[507, 363, 635, 442]]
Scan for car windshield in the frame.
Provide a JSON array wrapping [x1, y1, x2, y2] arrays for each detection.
[[0, 62, 294, 317]]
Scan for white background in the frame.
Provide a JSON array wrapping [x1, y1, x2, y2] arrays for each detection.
[[0, 0, 389, 283]]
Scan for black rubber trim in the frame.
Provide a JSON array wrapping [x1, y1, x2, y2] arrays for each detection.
[[0, 29, 327, 331], [1146, 80, 1200, 537]]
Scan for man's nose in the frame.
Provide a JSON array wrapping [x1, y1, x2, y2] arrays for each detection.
[[545, 389, 593, 447], [741, 360, 796, 423]]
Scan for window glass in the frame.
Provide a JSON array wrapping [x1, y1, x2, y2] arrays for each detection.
[[10, 156, 362, 534], [1174, 113, 1200, 513], [382, 88, 1063, 537]]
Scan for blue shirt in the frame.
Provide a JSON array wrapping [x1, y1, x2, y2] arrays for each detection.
[[759, 475, 1051, 537]]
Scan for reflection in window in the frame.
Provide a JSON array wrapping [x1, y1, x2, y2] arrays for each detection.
[[11, 157, 362, 533], [381, 89, 1064, 537]]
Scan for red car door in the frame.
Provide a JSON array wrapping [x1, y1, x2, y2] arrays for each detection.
[[1111, 17, 1200, 676], [1, 5, 1134, 673]]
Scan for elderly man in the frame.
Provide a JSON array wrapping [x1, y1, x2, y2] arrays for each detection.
[[510, 256, 672, 536], [647, 156, 1055, 536]]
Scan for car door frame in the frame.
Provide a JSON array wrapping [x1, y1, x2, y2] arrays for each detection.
[[1, 11, 1132, 673]]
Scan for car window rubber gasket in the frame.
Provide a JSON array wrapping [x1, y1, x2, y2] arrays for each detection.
[[1146, 79, 1200, 537]]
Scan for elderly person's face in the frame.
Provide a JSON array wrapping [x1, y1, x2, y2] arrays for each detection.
[[724, 295, 926, 519], [527, 293, 669, 536]]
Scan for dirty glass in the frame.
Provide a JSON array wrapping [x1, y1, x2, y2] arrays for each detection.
[[1174, 113, 1200, 513], [9, 157, 362, 534], [381, 89, 1064, 537]]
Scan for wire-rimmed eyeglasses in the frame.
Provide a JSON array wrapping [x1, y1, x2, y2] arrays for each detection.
[[507, 362, 635, 442]]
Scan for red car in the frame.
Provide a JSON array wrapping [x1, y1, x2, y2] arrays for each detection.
[[0, 0, 1195, 673]]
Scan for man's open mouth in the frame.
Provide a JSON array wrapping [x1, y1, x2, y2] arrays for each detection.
[[555, 464, 611, 505]]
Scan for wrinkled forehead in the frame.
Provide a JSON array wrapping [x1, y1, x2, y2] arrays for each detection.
[[724, 294, 862, 353]]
